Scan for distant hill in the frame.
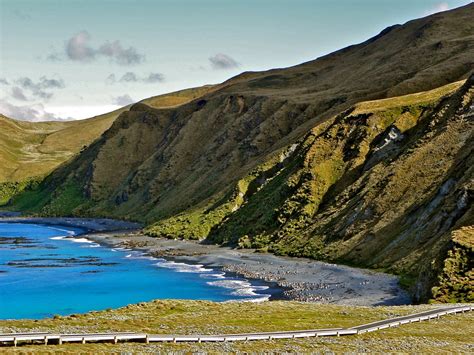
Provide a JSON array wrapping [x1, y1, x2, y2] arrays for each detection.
[[0, 111, 118, 183], [8, 4, 474, 302], [0, 86, 215, 204]]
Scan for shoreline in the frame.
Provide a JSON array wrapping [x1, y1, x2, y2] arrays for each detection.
[[0, 216, 411, 306], [85, 232, 412, 306]]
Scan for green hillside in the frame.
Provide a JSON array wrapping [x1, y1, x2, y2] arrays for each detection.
[[7, 4, 474, 302], [0, 110, 122, 204]]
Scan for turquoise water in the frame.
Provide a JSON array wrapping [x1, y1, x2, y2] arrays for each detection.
[[0, 223, 270, 319]]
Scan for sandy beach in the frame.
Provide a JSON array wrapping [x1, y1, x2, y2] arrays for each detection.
[[0, 216, 411, 306]]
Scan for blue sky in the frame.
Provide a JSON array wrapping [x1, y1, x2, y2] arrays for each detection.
[[0, 0, 471, 120]]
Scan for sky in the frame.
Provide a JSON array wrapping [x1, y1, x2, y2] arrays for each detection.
[[0, 0, 471, 121]]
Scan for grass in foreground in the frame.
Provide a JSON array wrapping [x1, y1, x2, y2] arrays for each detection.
[[0, 301, 472, 353]]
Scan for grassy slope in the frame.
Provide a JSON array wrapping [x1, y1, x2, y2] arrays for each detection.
[[0, 111, 121, 183], [8, 5, 474, 301], [141, 84, 216, 108], [0, 111, 122, 205], [213, 78, 473, 300], [0, 85, 216, 183], [0, 85, 215, 206], [432, 226, 474, 302], [0, 110, 122, 208], [1, 301, 472, 353], [144, 78, 473, 302], [19, 3, 474, 220], [145, 81, 464, 229], [145, 80, 463, 237]]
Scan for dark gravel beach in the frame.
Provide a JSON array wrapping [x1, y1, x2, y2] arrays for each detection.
[[86, 232, 411, 306]]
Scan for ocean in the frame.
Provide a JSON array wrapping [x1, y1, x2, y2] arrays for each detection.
[[0, 222, 270, 319]]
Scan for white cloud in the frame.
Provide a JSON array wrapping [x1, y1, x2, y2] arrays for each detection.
[[120, 72, 139, 82], [98, 41, 144, 65], [144, 72, 165, 83], [66, 31, 95, 61], [11, 87, 28, 101], [46, 52, 62, 61], [112, 94, 135, 106], [39, 76, 66, 89], [434, 2, 449, 12], [106, 72, 165, 84], [63, 31, 145, 65], [105, 74, 117, 84], [14, 76, 65, 101], [209, 53, 239, 70]]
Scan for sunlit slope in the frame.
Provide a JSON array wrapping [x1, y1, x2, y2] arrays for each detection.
[[141, 85, 216, 108]]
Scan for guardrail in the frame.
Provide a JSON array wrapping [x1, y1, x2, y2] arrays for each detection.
[[0, 305, 471, 347], [350, 305, 472, 333]]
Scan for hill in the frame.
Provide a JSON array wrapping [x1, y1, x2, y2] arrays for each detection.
[[0, 111, 119, 183], [0, 85, 215, 205], [9, 4, 474, 301], [0, 110, 122, 204]]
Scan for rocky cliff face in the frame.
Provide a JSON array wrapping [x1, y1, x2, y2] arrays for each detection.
[[12, 4, 474, 301]]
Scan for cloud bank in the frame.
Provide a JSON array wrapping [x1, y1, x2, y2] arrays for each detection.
[[424, 2, 449, 15], [209, 53, 239, 69], [112, 94, 135, 106], [10, 76, 65, 101]]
